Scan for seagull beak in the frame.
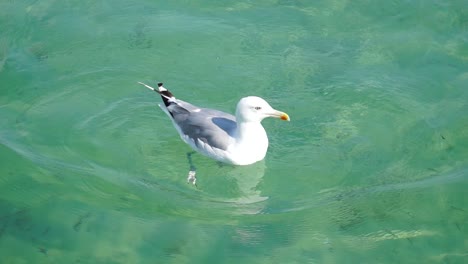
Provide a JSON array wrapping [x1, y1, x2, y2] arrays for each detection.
[[270, 110, 290, 121]]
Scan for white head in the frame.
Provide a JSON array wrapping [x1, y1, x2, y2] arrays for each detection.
[[235, 96, 290, 123]]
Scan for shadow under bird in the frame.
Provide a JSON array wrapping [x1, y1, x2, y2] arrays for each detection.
[[138, 82, 290, 184]]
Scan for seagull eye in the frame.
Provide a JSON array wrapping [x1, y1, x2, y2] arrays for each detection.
[[254, 106, 262, 110]]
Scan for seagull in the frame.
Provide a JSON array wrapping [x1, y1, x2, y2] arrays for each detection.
[[138, 82, 290, 184]]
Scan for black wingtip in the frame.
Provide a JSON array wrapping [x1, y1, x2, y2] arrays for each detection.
[[158, 82, 163, 87]]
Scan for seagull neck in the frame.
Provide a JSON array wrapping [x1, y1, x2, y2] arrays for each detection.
[[234, 119, 266, 143]]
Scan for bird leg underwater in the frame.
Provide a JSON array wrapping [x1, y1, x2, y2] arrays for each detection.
[[139, 81, 197, 185], [186, 151, 197, 186]]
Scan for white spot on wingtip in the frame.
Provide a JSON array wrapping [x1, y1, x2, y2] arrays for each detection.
[[138, 82, 156, 91]]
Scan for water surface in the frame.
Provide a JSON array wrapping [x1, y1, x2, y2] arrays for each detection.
[[0, 0, 467, 263]]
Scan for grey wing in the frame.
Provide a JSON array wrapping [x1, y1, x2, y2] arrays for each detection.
[[165, 99, 199, 118], [168, 101, 237, 150]]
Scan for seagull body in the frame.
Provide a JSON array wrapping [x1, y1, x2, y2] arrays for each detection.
[[139, 82, 289, 166]]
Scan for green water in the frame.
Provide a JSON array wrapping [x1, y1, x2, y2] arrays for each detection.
[[1, 0, 467, 263]]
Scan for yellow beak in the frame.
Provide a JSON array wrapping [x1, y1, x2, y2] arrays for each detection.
[[270, 110, 290, 121]]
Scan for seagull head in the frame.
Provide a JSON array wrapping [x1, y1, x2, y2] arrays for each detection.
[[235, 96, 290, 123]]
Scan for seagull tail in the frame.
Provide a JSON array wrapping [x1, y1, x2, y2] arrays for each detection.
[[137, 82, 175, 107]]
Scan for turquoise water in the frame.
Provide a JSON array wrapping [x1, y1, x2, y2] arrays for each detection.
[[1, 0, 467, 263]]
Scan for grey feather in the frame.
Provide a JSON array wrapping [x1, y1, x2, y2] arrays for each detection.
[[168, 99, 237, 151]]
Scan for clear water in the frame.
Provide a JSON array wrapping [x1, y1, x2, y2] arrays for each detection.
[[1, 0, 467, 263]]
